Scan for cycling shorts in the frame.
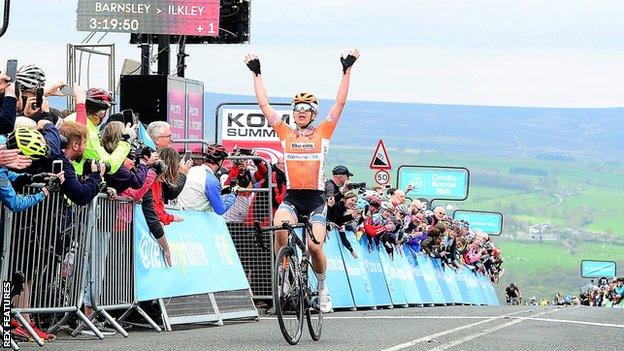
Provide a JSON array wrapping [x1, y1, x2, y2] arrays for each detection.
[[278, 190, 326, 225]]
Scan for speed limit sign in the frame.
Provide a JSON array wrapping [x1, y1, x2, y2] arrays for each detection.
[[374, 170, 390, 185]]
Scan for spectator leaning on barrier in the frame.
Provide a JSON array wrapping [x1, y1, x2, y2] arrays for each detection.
[[327, 190, 360, 259], [0, 131, 61, 211], [152, 147, 184, 225], [177, 144, 237, 214], [147, 121, 192, 203], [325, 165, 352, 219], [58, 120, 104, 205]]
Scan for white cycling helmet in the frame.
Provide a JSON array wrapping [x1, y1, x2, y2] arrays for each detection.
[[16, 64, 46, 90], [380, 201, 394, 211]]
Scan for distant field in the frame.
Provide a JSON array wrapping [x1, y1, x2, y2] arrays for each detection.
[[496, 240, 624, 299], [327, 148, 624, 236]]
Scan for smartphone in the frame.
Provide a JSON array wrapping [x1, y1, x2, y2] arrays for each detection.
[[35, 87, 44, 109], [52, 159, 63, 174], [183, 151, 191, 163], [5, 60, 17, 82], [60, 85, 74, 96], [122, 109, 134, 125]]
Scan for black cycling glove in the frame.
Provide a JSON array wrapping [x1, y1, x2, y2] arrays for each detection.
[[44, 175, 62, 193], [246, 59, 261, 76], [340, 54, 357, 74]]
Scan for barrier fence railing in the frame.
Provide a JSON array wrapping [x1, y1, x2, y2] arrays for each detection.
[[71, 194, 161, 337], [1, 185, 103, 347]]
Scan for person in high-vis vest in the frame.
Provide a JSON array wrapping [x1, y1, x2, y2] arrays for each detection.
[[64, 88, 135, 175]]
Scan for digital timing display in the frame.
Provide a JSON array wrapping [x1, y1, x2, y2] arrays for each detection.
[[76, 0, 220, 36]]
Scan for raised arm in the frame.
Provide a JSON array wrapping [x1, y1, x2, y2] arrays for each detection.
[[329, 49, 360, 121], [244, 54, 279, 126]]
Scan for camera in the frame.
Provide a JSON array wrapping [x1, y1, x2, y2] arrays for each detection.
[[347, 182, 367, 190], [236, 148, 254, 156], [82, 159, 111, 175]]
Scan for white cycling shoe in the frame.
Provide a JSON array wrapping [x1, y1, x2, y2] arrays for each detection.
[[318, 288, 333, 313]]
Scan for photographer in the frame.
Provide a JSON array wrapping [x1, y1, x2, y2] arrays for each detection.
[[101, 121, 156, 193], [65, 87, 133, 176]]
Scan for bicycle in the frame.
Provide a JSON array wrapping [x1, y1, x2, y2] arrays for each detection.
[[253, 216, 323, 345]]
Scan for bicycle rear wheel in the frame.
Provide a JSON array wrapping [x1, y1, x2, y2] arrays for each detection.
[[274, 246, 304, 345]]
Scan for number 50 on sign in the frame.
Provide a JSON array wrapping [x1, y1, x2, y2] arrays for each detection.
[[375, 170, 390, 185]]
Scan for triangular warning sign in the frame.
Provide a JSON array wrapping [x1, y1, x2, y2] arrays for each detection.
[[369, 139, 392, 170]]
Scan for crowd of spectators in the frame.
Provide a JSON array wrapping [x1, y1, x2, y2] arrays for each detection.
[[0, 64, 198, 340], [578, 277, 624, 307]]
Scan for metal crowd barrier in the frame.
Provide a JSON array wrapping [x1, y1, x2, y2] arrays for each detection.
[[71, 194, 161, 337], [223, 155, 275, 301], [1, 185, 103, 348]]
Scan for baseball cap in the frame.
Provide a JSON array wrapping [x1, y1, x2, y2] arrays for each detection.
[[332, 165, 353, 176]]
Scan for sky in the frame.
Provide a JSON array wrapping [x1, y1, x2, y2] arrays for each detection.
[[1, 0, 624, 107]]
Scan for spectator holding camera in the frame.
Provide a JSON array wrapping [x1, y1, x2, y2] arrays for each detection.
[[100, 121, 155, 193], [65, 87, 133, 176], [325, 165, 353, 218]]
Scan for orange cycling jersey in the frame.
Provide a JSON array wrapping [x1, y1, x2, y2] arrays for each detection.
[[271, 114, 337, 191]]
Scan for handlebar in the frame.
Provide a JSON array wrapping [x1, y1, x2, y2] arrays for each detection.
[[252, 215, 320, 251]]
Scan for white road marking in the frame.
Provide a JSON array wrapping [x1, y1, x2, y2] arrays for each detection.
[[514, 317, 624, 329], [428, 309, 558, 351], [378, 309, 533, 351]]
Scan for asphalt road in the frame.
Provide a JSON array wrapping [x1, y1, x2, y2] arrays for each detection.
[[18, 305, 624, 351]]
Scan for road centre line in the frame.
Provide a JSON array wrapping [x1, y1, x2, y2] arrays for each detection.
[[427, 308, 560, 351], [514, 317, 624, 329], [261, 316, 510, 320], [378, 309, 534, 351]]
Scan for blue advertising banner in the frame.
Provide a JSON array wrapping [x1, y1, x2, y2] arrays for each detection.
[[462, 269, 486, 305], [392, 249, 424, 305], [415, 254, 446, 305], [403, 247, 433, 305], [133, 206, 249, 301], [454, 267, 471, 304], [308, 230, 354, 309], [580, 260, 617, 278], [397, 166, 469, 201], [358, 236, 392, 307], [338, 231, 376, 308], [453, 210, 503, 236], [441, 265, 464, 304], [430, 259, 453, 304], [378, 249, 408, 306]]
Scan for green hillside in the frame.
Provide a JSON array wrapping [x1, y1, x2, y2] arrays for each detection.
[[326, 146, 624, 299]]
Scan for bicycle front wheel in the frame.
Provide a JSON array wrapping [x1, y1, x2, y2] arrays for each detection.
[[274, 246, 304, 345], [305, 289, 323, 341]]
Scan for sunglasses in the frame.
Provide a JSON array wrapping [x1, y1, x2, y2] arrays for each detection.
[[293, 103, 315, 112]]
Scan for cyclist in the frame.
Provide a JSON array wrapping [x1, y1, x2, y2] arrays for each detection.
[[505, 282, 521, 305], [244, 49, 360, 313]]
